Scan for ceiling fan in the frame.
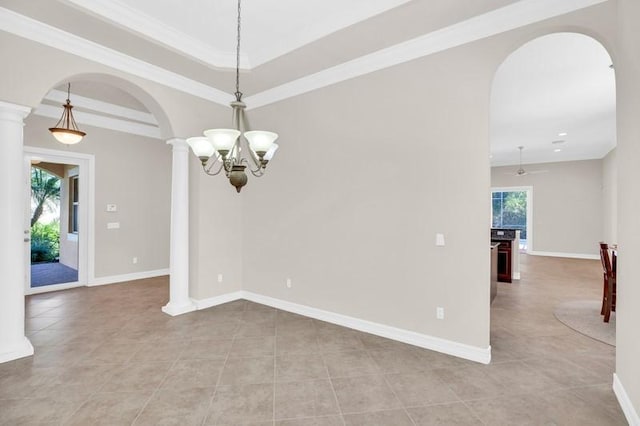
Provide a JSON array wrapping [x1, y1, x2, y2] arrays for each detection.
[[505, 146, 548, 176]]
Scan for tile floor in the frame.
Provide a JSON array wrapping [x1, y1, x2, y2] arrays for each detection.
[[0, 254, 627, 425]]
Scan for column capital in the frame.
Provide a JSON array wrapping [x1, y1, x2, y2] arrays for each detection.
[[166, 138, 189, 151], [0, 101, 31, 122]]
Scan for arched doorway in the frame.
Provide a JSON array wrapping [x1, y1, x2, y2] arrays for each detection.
[[489, 32, 617, 374]]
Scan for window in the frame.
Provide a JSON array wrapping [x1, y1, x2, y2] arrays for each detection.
[[492, 190, 528, 249], [69, 175, 79, 233]]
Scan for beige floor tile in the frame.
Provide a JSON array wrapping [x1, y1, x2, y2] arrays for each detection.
[[0, 395, 82, 425], [407, 403, 482, 425], [331, 374, 402, 414], [322, 350, 379, 378], [66, 391, 149, 426], [160, 359, 225, 391], [230, 336, 276, 358], [343, 409, 414, 426], [100, 361, 172, 393], [219, 356, 275, 385], [276, 416, 343, 426], [276, 335, 320, 356], [384, 371, 459, 407], [275, 380, 340, 420], [179, 338, 233, 360], [133, 388, 214, 425], [276, 354, 329, 382], [206, 383, 274, 425]]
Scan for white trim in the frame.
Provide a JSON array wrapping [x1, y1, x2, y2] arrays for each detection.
[[89, 268, 169, 286], [1, 1, 606, 110], [61, 0, 247, 70], [45, 90, 158, 125], [0, 6, 232, 107], [513, 272, 521, 280], [244, 0, 608, 109], [613, 373, 640, 426], [26, 281, 82, 296], [161, 301, 196, 316], [193, 291, 244, 310], [0, 337, 34, 363], [34, 104, 162, 139], [193, 291, 491, 364], [528, 251, 599, 260], [23, 147, 94, 293]]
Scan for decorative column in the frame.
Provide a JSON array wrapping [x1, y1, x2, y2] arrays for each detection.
[[162, 138, 196, 316], [0, 101, 33, 363]]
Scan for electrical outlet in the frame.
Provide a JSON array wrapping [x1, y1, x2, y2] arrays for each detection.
[[286, 278, 292, 288], [217, 273, 223, 283], [436, 307, 445, 320], [132, 257, 138, 264]]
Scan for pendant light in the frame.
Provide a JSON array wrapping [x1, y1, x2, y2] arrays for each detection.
[[49, 83, 86, 145], [187, 0, 279, 193]]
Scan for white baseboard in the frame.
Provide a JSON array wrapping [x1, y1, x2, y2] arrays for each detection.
[[193, 291, 244, 310], [0, 337, 34, 364], [528, 250, 599, 260], [89, 268, 169, 286], [162, 301, 197, 316], [235, 291, 490, 364], [613, 373, 640, 426], [26, 281, 82, 295]]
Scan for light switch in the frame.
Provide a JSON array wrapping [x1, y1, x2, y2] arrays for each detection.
[[106, 204, 117, 212], [107, 222, 120, 229], [435, 233, 445, 246]]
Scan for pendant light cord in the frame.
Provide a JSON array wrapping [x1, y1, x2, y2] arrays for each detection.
[[234, 0, 242, 101]]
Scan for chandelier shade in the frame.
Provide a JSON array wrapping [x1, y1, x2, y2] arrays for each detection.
[[48, 83, 86, 145], [187, 0, 279, 193]]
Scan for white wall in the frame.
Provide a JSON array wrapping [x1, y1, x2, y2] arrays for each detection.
[[602, 148, 617, 244], [492, 159, 603, 256], [58, 165, 79, 269]]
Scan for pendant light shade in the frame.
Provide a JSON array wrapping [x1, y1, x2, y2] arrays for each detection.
[[49, 83, 86, 145]]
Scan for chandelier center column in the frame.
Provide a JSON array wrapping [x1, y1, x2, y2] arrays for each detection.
[[0, 100, 34, 363], [162, 138, 196, 316]]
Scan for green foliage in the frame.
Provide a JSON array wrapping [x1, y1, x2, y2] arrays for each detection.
[[492, 191, 527, 239], [31, 167, 60, 227], [31, 221, 60, 263]]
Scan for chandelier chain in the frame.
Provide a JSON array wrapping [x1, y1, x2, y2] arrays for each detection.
[[234, 0, 242, 101]]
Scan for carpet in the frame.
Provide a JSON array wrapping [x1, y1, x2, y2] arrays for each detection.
[[554, 300, 615, 346], [31, 262, 78, 287]]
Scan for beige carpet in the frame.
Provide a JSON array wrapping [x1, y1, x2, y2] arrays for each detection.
[[554, 300, 616, 346]]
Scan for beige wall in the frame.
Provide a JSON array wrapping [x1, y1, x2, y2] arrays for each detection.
[[24, 115, 171, 278], [492, 159, 603, 256], [615, 0, 640, 418], [602, 148, 618, 244]]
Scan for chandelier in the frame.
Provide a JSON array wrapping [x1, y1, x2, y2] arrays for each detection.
[[49, 82, 86, 145], [187, 0, 279, 193]]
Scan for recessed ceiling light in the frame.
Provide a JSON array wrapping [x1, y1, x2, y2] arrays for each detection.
[[554, 148, 562, 153], [558, 132, 568, 137], [552, 140, 565, 144]]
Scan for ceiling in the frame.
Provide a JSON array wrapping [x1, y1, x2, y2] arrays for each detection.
[[0, 0, 615, 165], [490, 32, 616, 167]]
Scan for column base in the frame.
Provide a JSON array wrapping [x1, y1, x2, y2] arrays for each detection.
[[162, 300, 197, 316], [0, 337, 34, 364]]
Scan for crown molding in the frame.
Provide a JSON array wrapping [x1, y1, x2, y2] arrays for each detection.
[[1, 0, 606, 111], [60, 0, 250, 69], [45, 89, 158, 125], [35, 103, 162, 139], [244, 0, 607, 109], [0, 6, 233, 106]]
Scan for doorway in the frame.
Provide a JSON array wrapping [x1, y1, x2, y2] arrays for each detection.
[[29, 162, 79, 287], [24, 147, 94, 295]]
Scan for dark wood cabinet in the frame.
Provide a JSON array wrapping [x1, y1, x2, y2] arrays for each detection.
[[496, 240, 512, 283]]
